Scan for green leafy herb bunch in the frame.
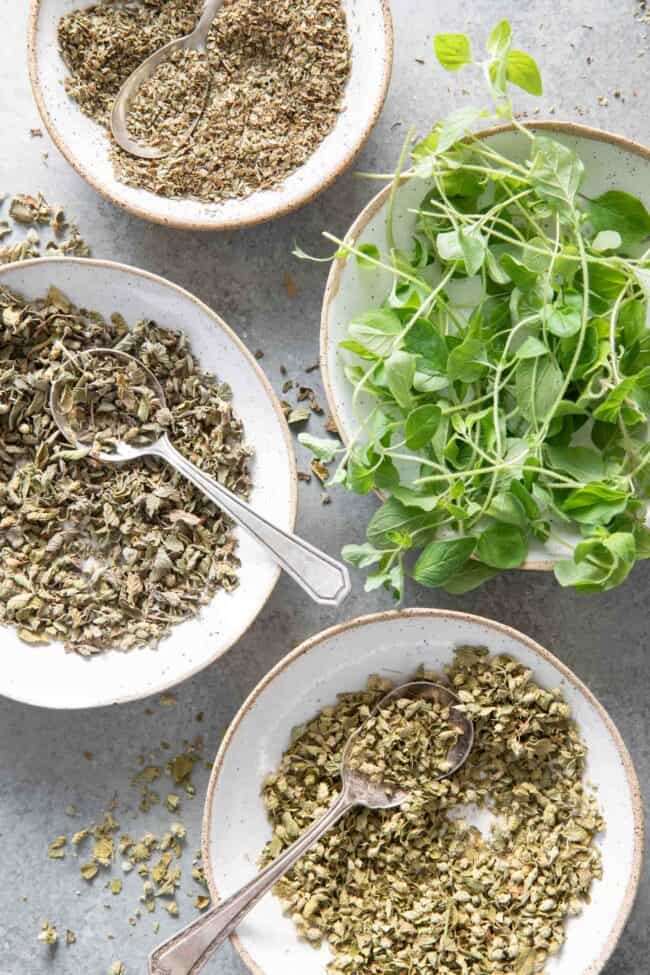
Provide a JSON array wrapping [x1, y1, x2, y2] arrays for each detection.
[[300, 21, 650, 597]]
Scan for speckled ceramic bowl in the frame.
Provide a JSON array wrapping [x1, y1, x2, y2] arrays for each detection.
[[28, 0, 393, 231], [0, 257, 296, 709], [202, 609, 643, 975], [320, 123, 650, 570]]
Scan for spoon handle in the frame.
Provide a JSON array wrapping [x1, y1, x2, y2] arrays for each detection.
[[151, 437, 350, 606], [149, 791, 353, 975], [194, 0, 225, 43]]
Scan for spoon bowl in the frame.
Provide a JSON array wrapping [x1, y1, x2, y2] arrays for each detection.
[[111, 0, 224, 160], [340, 680, 474, 809], [49, 346, 166, 463]]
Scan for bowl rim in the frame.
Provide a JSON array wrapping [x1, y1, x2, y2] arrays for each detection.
[[319, 121, 650, 571], [27, 0, 394, 232], [0, 255, 298, 707], [201, 606, 644, 975]]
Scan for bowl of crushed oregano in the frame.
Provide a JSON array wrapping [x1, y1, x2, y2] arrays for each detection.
[[28, 0, 393, 230], [0, 256, 296, 708], [202, 608, 642, 975]]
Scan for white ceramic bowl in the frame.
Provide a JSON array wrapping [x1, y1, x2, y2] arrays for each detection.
[[203, 608, 642, 975], [28, 0, 393, 231], [321, 123, 650, 569], [0, 257, 296, 708]]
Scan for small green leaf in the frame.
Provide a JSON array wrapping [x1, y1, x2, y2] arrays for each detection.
[[339, 339, 379, 360], [555, 532, 636, 592], [544, 293, 583, 338], [436, 106, 484, 154], [505, 50, 542, 95], [390, 486, 440, 511], [348, 309, 402, 357], [437, 226, 486, 275], [403, 319, 448, 371], [514, 336, 548, 359], [591, 230, 622, 252], [405, 404, 442, 450], [447, 337, 488, 383], [487, 491, 527, 528], [342, 543, 384, 568], [355, 243, 381, 268], [500, 253, 538, 291], [412, 537, 476, 586], [584, 190, 650, 250], [444, 560, 500, 593], [384, 350, 416, 408], [487, 20, 512, 57], [561, 483, 630, 525], [529, 136, 584, 208], [433, 33, 472, 71], [477, 524, 527, 568], [546, 445, 604, 482], [367, 498, 437, 545], [515, 356, 563, 423], [346, 459, 375, 494], [297, 433, 340, 462]]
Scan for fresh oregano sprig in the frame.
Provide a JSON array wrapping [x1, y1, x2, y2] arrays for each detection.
[[299, 21, 650, 597]]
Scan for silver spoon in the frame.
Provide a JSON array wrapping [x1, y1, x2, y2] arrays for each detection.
[[111, 0, 224, 159], [50, 348, 350, 607], [149, 680, 474, 975]]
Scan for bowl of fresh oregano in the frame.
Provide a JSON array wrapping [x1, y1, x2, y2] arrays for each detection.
[[28, 0, 392, 230], [203, 608, 642, 975], [0, 257, 296, 708], [313, 22, 650, 599]]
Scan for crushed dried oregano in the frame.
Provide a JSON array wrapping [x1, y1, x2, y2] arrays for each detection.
[[261, 647, 604, 975], [47, 736, 211, 927], [0, 284, 251, 654], [54, 349, 171, 455], [0, 193, 89, 265], [58, 0, 351, 203], [346, 695, 459, 801], [37, 919, 58, 945]]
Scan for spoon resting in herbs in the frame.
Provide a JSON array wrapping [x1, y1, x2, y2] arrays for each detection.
[[50, 348, 350, 607], [111, 0, 224, 160], [148, 680, 474, 975]]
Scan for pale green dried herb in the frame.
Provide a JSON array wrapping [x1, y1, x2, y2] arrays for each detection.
[[0, 194, 89, 265], [37, 920, 58, 945], [346, 696, 459, 801], [261, 647, 604, 975], [0, 284, 251, 654], [58, 0, 351, 203]]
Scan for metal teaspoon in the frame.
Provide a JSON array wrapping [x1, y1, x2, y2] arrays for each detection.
[[50, 348, 350, 607], [111, 0, 225, 159], [148, 680, 474, 975]]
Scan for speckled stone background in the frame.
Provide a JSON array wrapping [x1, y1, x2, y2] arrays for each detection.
[[0, 2, 648, 974]]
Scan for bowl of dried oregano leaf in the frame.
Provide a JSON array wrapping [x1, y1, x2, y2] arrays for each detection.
[[203, 608, 642, 975], [0, 257, 296, 708], [28, 0, 393, 230]]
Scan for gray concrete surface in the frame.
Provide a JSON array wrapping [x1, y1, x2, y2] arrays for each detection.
[[0, 1, 648, 973]]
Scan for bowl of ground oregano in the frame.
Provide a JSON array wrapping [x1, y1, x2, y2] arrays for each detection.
[[28, 0, 393, 230], [0, 257, 296, 708], [203, 609, 642, 975]]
